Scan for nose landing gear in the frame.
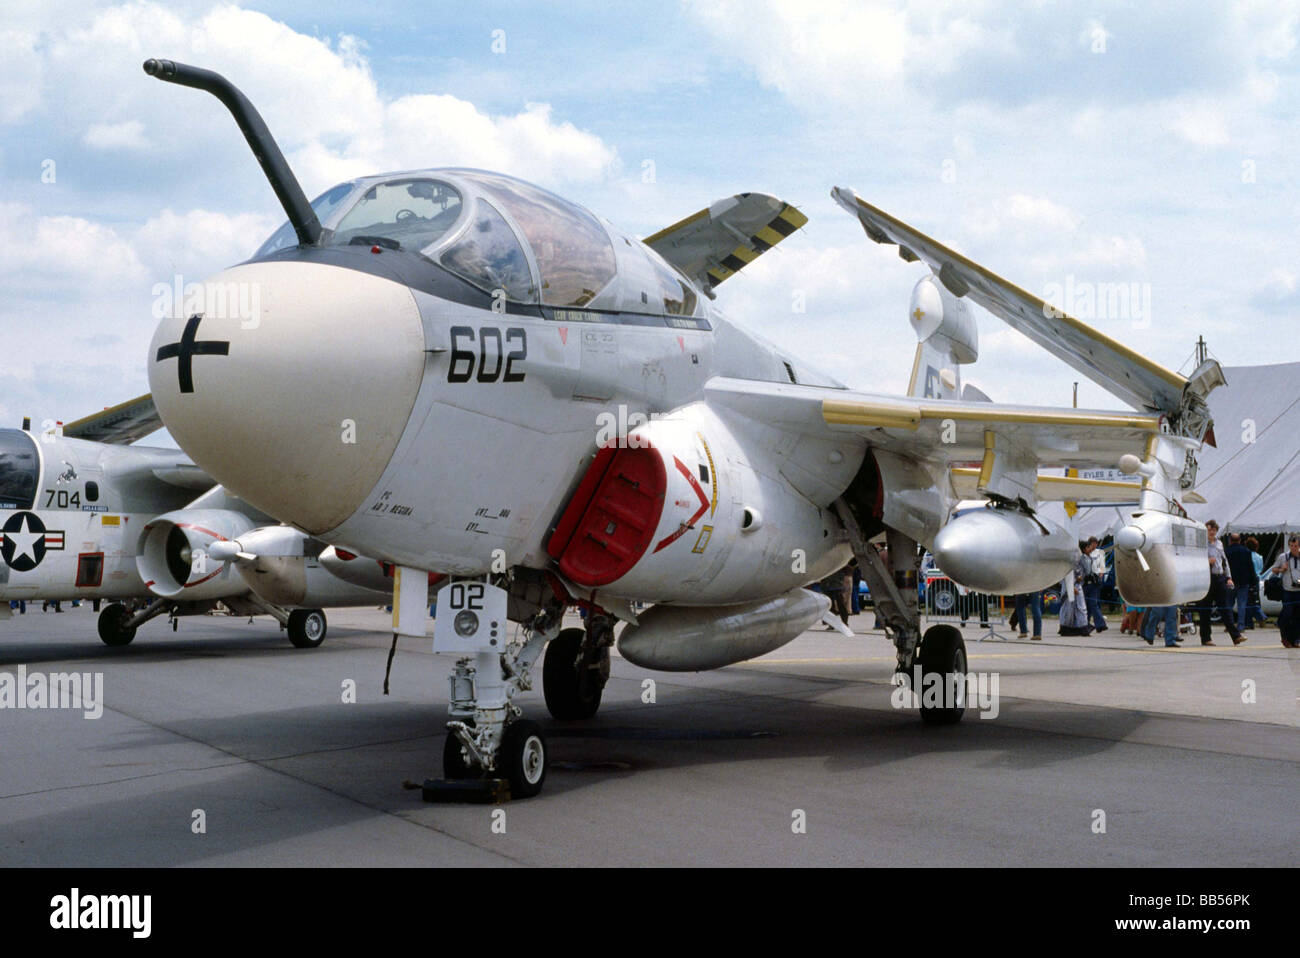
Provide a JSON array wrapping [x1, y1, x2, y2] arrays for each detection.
[[425, 578, 562, 800]]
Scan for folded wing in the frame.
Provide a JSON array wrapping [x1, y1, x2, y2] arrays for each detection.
[[645, 193, 806, 295], [63, 393, 163, 444], [831, 187, 1193, 417]]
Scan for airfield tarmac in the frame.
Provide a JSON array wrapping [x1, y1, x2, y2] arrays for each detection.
[[1, 605, 1296, 867]]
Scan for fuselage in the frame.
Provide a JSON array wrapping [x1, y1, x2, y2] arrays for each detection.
[[148, 169, 862, 604], [0, 430, 195, 601]]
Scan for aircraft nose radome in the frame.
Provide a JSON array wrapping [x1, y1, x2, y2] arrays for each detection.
[[148, 260, 426, 534]]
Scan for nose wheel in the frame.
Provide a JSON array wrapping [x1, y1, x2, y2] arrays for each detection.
[[499, 719, 547, 798]]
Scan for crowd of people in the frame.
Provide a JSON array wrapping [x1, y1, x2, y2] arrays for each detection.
[[1119, 525, 1300, 649]]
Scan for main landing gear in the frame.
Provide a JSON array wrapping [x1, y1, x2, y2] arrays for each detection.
[[97, 602, 144, 646], [915, 623, 967, 725], [834, 499, 968, 725], [542, 614, 614, 720], [97, 600, 173, 646]]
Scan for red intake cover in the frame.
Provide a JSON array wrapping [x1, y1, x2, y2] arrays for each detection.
[[547, 445, 667, 587]]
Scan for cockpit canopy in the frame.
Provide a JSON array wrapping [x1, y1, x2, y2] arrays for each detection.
[[0, 430, 39, 511], [254, 169, 700, 316]]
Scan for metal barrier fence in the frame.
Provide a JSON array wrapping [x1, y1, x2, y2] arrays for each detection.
[[922, 575, 1015, 641]]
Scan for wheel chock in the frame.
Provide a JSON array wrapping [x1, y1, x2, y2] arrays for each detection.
[[420, 778, 511, 803]]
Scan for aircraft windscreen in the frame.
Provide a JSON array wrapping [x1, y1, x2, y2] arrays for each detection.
[[455, 171, 616, 307], [0, 430, 39, 511], [439, 200, 536, 302], [329, 179, 463, 252], [255, 182, 356, 257]]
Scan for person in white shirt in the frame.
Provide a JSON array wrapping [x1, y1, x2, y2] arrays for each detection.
[[1270, 534, 1300, 649], [1199, 520, 1244, 646]]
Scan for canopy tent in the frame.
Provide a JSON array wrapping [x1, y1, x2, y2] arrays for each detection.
[[1184, 362, 1300, 534]]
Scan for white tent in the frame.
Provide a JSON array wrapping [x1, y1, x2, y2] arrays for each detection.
[[1185, 363, 1300, 534]]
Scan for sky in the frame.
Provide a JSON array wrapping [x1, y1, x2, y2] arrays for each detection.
[[2, 0, 1297, 440]]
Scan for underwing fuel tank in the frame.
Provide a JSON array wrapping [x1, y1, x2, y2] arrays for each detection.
[[206, 528, 392, 607], [319, 546, 395, 593], [1112, 512, 1210, 606], [931, 507, 1075, 595], [616, 588, 830, 672]]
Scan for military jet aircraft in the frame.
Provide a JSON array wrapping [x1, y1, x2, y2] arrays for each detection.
[[0, 397, 392, 646], [143, 59, 1223, 797]]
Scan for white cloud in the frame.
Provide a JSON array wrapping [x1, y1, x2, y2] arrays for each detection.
[[688, 0, 890, 92], [83, 119, 148, 150], [37, 2, 618, 196], [0, 202, 146, 289], [1003, 194, 1083, 232], [1253, 267, 1299, 306], [297, 95, 618, 189], [685, 0, 1015, 108], [1166, 101, 1232, 147], [0, 29, 43, 124], [134, 207, 279, 278]]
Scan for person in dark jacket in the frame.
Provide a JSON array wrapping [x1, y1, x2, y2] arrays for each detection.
[[1224, 532, 1258, 633], [1270, 535, 1300, 648]]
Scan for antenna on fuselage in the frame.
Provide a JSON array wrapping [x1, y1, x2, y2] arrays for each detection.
[[143, 58, 322, 246]]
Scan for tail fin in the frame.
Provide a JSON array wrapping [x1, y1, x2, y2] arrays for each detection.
[[906, 275, 977, 400]]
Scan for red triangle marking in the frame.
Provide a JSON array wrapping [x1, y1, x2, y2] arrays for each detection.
[[677, 336, 685, 351], [558, 326, 568, 345]]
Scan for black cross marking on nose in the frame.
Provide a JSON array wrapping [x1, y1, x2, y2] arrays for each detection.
[[156, 315, 230, 394]]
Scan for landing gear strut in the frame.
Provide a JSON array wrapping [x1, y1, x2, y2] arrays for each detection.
[[834, 499, 967, 725]]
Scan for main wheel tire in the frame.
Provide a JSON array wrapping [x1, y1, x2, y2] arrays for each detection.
[[442, 727, 480, 780], [287, 608, 327, 648], [97, 603, 137, 647], [500, 719, 547, 798], [916, 623, 968, 725], [543, 627, 602, 720]]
